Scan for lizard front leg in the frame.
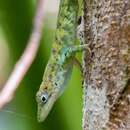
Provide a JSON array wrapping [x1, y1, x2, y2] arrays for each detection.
[[58, 44, 90, 66]]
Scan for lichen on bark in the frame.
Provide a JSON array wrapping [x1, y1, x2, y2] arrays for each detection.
[[82, 0, 130, 130]]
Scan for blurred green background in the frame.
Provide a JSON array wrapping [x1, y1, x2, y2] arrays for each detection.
[[0, 0, 82, 130]]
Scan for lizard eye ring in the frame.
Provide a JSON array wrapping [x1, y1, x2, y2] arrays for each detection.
[[41, 92, 49, 104]]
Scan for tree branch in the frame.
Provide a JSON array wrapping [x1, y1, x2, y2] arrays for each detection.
[[83, 0, 130, 130], [0, 0, 45, 109]]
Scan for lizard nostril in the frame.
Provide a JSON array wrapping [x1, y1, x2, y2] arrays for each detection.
[[55, 82, 58, 86]]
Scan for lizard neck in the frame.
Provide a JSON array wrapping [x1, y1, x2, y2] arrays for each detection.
[[51, 0, 79, 54]]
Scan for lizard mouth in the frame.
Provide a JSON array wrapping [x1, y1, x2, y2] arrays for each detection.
[[37, 106, 49, 122]]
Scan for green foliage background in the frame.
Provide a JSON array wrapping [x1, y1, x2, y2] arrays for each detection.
[[0, 0, 82, 130]]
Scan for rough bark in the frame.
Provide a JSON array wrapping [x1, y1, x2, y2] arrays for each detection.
[[82, 0, 130, 130]]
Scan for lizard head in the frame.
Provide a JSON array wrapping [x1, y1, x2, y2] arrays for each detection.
[[36, 86, 59, 122]]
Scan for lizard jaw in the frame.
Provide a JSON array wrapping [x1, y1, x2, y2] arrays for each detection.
[[37, 93, 57, 122]]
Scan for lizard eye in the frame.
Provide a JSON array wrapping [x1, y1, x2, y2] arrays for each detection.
[[41, 92, 49, 104]]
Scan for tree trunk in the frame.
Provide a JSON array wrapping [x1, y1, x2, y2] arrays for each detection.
[[82, 0, 130, 130]]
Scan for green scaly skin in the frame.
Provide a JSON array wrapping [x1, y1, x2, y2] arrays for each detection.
[[36, 0, 86, 122]]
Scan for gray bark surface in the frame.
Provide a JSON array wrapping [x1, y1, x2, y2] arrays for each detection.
[[82, 0, 130, 130]]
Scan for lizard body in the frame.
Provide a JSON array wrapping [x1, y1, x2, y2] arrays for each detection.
[[36, 0, 87, 122]]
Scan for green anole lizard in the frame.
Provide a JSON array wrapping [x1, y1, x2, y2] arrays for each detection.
[[36, 0, 88, 122]]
